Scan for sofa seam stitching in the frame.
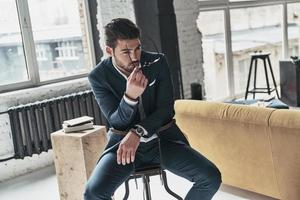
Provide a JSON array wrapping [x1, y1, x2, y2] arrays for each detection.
[[267, 109, 283, 198]]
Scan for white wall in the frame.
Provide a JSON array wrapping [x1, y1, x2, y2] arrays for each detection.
[[174, 0, 205, 98], [0, 78, 90, 181], [97, 0, 136, 56]]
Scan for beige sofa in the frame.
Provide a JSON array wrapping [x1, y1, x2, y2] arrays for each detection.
[[174, 100, 300, 200]]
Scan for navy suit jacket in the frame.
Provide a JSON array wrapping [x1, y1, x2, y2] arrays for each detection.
[[88, 51, 189, 155]]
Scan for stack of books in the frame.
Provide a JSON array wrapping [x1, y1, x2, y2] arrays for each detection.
[[62, 116, 94, 133]]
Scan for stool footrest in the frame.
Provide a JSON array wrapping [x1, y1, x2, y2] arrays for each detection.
[[123, 166, 183, 200], [248, 88, 276, 93]]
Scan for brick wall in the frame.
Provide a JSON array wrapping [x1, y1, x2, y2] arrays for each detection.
[[174, 0, 204, 98], [77, 0, 92, 69], [97, 0, 135, 56]]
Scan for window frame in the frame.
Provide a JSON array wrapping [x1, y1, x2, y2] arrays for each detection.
[[198, 0, 298, 98], [0, 0, 95, 93]]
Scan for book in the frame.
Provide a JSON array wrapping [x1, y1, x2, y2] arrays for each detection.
[[63, 116, 94, 127], [62, 116, 94, 133], [62, 121, 94, 133]]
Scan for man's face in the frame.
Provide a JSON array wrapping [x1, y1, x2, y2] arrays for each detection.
[[107, 38, 141, 76]]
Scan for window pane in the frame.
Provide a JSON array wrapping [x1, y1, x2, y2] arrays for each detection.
[[28, 0, 90, 81], [197, 11, 229, 100], [230, 5, 282, 96], [287, 3, 300, 58], [0, 0, 28, 85], [229, 0, 255, 2]]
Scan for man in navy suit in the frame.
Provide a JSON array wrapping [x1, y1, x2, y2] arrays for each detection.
[[84, 18, 221, 200]]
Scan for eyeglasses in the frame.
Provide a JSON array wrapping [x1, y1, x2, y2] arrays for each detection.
[[142, 57, 160, 68]]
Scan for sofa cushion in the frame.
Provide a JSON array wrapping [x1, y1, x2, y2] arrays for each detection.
[[269, 109, 300, 200], [174, 100, 280, 199]]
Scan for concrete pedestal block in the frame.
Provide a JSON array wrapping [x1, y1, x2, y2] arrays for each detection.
[[51, 126, 107, 200]]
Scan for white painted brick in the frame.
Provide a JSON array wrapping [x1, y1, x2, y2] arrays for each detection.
[[0, 78, 90, 181], [97, 0, 135, 56], [0, 114, 12, 157], [174, 0, 205, 98], [77, 0, 91, 70]]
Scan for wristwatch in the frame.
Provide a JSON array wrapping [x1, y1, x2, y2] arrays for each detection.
[[133, 125, 145, 137]]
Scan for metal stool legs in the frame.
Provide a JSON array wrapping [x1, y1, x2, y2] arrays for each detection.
[[266, 56, 280, 98], [122, 133, 182, 200], [123, 168, 183, 200], [142, 175, 151, 200], [161, 170, 183, 200], [123, 180, 130, 200], [245, 52, 280, 100]]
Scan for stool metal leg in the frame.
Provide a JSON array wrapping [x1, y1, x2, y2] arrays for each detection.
[[161, 170, 183, 200], [267, 56, 280, 98], [263, 58, 271, 95], [123, 180, 130, 200], [253, 58, 258, 99], [142, 175, 152, 200], [245, 58, 254, 100]]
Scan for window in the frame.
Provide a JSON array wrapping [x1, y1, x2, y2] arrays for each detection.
[[28, 0, 90, 82], [231, 5, 282, 94], [236, 58, 250, 92], [0, 0, 94, 92], [0, 0, 28, 86], [56, 41, 79, 60], [198, 0, 300, 100], [287, 3, 300, 58], [197, 11, 229, 100], [35, 44, 48, 61]]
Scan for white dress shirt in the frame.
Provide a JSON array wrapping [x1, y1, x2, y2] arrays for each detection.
[[112, 58, 158, 143]]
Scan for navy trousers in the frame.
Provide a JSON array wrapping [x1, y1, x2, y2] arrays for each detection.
[[84, 138, 221, 200]]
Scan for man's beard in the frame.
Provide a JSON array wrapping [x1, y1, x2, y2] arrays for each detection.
[[113, 57, 140, 76], [117, 60, 140, 74], [128, 60, 140, 68]]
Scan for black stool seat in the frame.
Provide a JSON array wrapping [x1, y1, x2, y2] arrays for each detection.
[[131, 165, 162, 177], [245, 52, 280, 100], [123, 165, 182, 200]]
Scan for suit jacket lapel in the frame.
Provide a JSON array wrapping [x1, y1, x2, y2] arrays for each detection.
[[140, 52, 156, 116], [106, 58, 127, 100]]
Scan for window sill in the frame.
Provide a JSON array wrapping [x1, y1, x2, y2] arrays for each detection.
[[0, 77, 91, 114]]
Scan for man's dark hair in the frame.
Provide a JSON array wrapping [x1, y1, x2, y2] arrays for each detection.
[[104, 18, 140, 49]]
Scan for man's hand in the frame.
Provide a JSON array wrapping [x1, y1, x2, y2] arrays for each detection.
[[125, 67, 148, 100], [117, 131, 140, 165]]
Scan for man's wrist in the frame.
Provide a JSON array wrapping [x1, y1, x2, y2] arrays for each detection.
[[130, 128, 141, 138], [132, 125, 146, 138], [123, 93, 138, 106], [125, 92, 137, 100]]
